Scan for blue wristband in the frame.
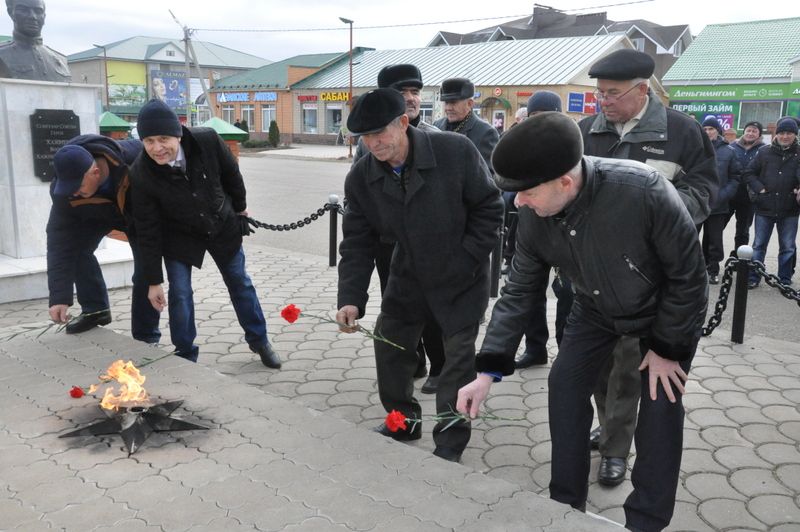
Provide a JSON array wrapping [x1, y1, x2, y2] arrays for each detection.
[[482, 371, 502, 383]]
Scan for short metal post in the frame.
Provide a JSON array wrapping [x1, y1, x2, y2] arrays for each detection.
[[490, 226, 503, 297], [328, 194, 340, 267], [730, 245, 753, 344]]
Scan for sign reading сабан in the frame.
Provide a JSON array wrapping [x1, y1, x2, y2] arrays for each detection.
[[30, 109, 80, 181]]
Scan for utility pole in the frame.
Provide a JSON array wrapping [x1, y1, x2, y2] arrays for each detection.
[[170, 10, 217, 124], [339, 17, 354, 159], [93, 44, 109, 110]]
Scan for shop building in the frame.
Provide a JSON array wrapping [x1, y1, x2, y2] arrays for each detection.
[[290, 33, 664, 143], [208, 52, 350, 143], [662, 17, 800, 135], [68, 36, 269, 124]]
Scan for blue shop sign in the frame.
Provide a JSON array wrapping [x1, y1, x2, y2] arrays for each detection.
[[218, 92, 249, 103], [568, 92, 584, 113], [254, 92, 277, 102]]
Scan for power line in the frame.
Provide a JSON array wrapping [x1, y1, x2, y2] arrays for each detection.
[[193, 0, 653, 33]]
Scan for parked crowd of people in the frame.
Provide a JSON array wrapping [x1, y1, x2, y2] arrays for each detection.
[[46, 48, 800, 532]]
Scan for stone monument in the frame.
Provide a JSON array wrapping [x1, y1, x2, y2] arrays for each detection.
[[0, 0, 70, 81]]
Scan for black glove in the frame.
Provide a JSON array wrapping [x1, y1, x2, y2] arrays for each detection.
[[239, 216, 255, 237]]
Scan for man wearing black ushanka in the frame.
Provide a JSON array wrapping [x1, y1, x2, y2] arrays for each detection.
[[336, 88, 503, 464], [457, 112, 707, 532]]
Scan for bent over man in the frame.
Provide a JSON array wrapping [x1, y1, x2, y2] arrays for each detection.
[[337, 89, 503, 463], [458, 112, 707, 531]]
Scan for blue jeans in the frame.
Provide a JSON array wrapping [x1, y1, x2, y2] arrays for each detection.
[[75, 231, 160, 344], [750, 214, 799, 284], [164, 246, 267, 362]]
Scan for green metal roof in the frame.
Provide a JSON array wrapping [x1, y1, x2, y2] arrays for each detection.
[[199, 116, 247, 140], [663, 17, 800, 83], [212, 52, 346, 90], [98, 111, 132, 131], [0, 35, 10, 43], [68, 36, 269, 69]]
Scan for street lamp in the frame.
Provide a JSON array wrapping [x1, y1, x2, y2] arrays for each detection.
[[339, 17, 354, 159], [93, 43, 109, 111]]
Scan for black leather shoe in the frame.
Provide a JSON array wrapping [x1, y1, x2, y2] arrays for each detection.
[[420, 375, 439, 394], [433, 445, 462, 463], [709, 274, 720, 285], [515, 351, 548, 369], [598, 456, 627, 486], [589, 426, 601, 450], [253, 344, 281, 369], [373, 422, 421, 441], [747, 281, 759, 289], [65, 310, 112, 334]]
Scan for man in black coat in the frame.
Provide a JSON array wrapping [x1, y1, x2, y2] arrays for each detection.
[[577, 49, 718, 487], [336, 89, 503, 463], [433, 77, 499, 171], [458, 112, 707, 532], [46, 136, 159, 342], [130, 99, 280, 368]]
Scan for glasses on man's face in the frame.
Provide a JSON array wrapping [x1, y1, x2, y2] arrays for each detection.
[[593, 83, 642, 103]]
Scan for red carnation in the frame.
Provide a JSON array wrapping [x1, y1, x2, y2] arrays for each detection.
[[385, 410, 408, 432], [281, 304, 302, 324], [69, 386, 85, 398]]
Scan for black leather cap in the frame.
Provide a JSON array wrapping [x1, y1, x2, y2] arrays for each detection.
[[492, 112, 584, 192], [588, 49, 655, 80], [440, 78, 475, 102], [377, 64, 423, 90], [346, 88, 406, 135]]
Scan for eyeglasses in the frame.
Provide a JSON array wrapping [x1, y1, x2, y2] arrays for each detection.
[[593, 83, 642, 103]]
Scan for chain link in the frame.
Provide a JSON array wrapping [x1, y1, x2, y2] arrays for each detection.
[[246, 202, 344, 232], [701, 257, 800, 336]]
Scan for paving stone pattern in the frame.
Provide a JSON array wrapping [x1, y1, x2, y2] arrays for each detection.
[[1, 243, 799, 531]]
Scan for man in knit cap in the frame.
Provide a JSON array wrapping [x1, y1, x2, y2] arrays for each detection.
[[458, 111, 707, 532], [129, 99, 280, 368]]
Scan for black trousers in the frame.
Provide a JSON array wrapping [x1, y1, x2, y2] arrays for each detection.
[[375, 241, 445, 376], [549, 300, 696, 532], [374, 312, 478, 452], [727, 187, 754, 249], [522, 273, 574, 355], [700, 213, 729, 275]]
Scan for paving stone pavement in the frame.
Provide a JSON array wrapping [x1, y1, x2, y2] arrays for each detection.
[[2, 242, 800, 531]]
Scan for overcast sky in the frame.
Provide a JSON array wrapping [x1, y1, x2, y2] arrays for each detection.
[[3, 0, 799, 62]]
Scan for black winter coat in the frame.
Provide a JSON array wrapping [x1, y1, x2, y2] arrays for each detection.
[[46, 135, 142, 306], [744, 140, 800, 218], [578, 93, 718, 225], [710, 137, 742, 215], [130, 127, 247, 285], [338, 126, 504, 336], [434, 113, 499, 173], [477, 157, 708, 375]]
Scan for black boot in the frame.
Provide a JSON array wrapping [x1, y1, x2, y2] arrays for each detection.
[[65, 310, 112, 334], [252, 344, 281, 369]]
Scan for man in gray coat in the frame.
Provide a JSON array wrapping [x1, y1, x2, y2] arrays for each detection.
[[337, 89, 503, 463]]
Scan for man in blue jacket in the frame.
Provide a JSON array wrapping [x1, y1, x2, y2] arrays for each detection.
[[46, 136, 160, 342]]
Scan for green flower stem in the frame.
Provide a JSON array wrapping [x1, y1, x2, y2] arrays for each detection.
[[299, 311, 405, 351]]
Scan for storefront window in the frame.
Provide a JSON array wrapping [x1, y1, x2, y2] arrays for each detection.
[[325, 104, 342, 134], [222, 105, 235, 124], [261, 104, 276, 132], [241, 105, 255, 132], [420, 104, 433, 125], [739, 101, 783, 130], [302, 103, 318, 134]]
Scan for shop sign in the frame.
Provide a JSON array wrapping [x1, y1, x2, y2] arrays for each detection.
[[254, 92, 277, 102], [217, 92, 249, 103], [669, 83, 791, 101], [473, 91, 481, 99], [516, 91, 532, 97], [583, 92, 596, 114], [298, 95, 318, 102], [493, 88, 502, 97], [669, 102, 740, 127], [321, 91, 348, 101], [568, 92, 584, 113]]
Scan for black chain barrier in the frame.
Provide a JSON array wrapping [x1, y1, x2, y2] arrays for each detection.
[[246, 202, 344, 232], [701, 256, 800, 337]]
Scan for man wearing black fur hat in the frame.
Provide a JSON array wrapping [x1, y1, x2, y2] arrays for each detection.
[[130, 99, 280, 369], [46, 137, 160, 343], [434, 77, 499, 170], [577, 48, 717, 488], [352, 64, 445, 394], [457, 112, 707, 531], [337, 88, 503, 463]]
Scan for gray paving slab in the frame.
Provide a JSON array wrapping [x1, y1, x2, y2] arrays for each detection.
[[0, 325, 616, 532], [1, 242, 800, 531]]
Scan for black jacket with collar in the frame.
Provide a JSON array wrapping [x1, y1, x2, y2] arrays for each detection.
[[709, 137, 742, 215], [338, 126, 504, 336], [130, 126, 247, 285], [744, 139, 800, 218], [578, 92, 718, 225], [477, 157, 708, 375], [434, 113, 499, 173], [46, 134, 142, 307]]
